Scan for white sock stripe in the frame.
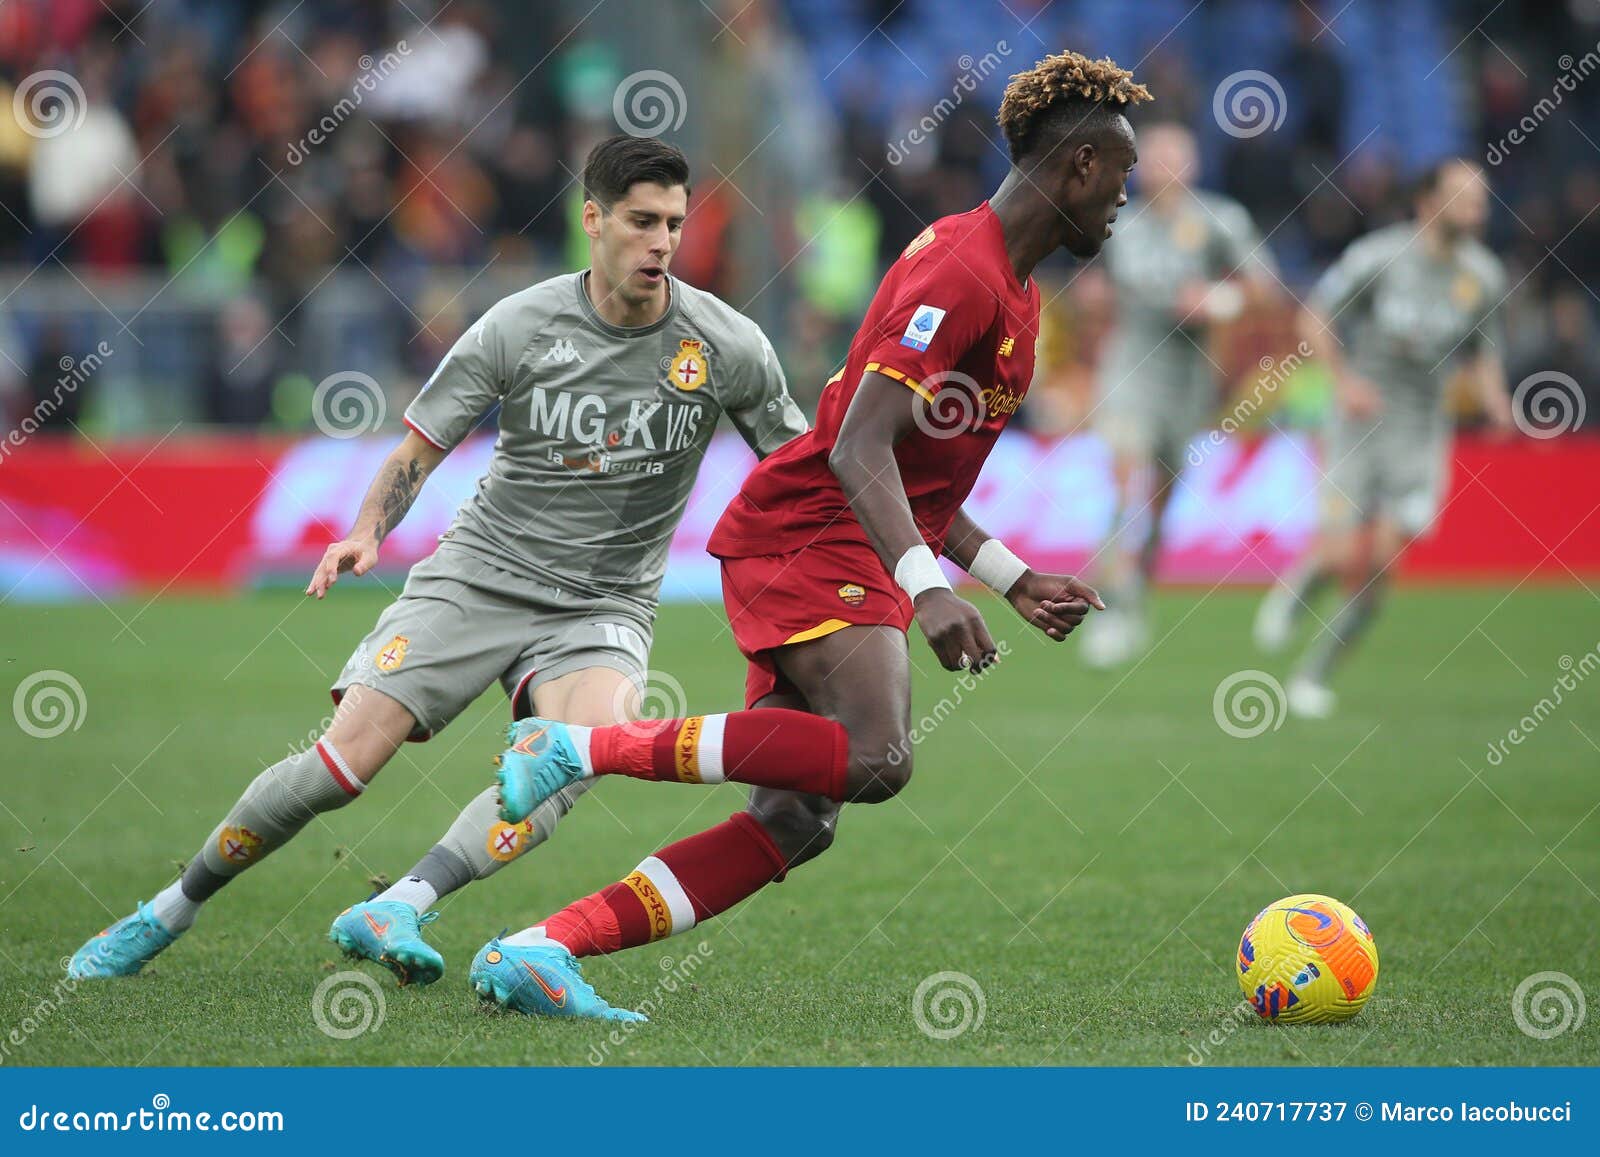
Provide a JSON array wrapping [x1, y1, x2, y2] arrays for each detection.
[[565, 724, 595, 775], [318, 739, 364, 794], [638, 856, 696, 934], [696, 714, 727, 783]]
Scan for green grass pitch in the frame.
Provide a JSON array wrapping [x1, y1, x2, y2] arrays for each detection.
[[1, 585, 1595, 1065]]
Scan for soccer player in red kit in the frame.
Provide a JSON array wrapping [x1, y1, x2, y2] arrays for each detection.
[[474, 51, 1152, 1020]]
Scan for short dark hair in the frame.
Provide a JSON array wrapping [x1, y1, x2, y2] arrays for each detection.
[[582, 135, 691, 207], [997, 50, 1152, 163], [1413, 156, 1480, 201]]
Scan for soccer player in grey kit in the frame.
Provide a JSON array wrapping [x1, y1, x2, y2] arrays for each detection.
[[1255, 158, 1514, 717], [1080, 122, 1276, 668], [67, 135, 806, 983]]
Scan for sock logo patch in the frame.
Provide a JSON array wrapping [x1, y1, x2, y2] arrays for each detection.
[[218, 825, 264, 864], [622, 870, 673, 940], [486, 818, 535, 862], [673, 716, 704, 783]]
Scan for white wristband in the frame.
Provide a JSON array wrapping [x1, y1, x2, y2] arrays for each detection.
[[894, 544, 952, 601], [970, 538, 1029, 594]]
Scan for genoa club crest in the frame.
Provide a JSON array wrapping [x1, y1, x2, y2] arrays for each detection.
[[669, 340, 708, 391]]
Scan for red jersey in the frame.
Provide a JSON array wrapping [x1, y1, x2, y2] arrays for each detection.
[[709, 202, 1039, 560]]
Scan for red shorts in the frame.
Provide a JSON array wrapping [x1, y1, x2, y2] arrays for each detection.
[[718, 539, 914, 708]]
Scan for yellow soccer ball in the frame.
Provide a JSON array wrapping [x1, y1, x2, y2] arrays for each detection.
[[1236, 893, 1379, 1023]]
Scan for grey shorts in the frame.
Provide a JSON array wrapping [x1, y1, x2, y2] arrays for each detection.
[[1321, 413, 1451, 537], [331, 544, 652, 741], [1095, 352, 1214, 472]]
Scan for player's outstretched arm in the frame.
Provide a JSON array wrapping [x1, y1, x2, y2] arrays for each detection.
[[306, 429, 447, 599], [944, 508, 1103, 642], [830, 372, 997, 672]]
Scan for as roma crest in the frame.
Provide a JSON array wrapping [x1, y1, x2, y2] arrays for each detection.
[[669, 339, 709, 391]]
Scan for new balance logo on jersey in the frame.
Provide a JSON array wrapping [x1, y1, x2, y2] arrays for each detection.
[[542, 338, 584, 364]]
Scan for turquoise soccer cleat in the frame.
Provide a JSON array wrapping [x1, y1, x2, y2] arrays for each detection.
[[329, 900, 445, 987], [67, 901, 178, 979], [494, 717, 585, 824], [469, 937, 646, 1022]]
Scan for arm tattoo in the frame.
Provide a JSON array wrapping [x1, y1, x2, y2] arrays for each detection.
[[360, 456, 425, 543]]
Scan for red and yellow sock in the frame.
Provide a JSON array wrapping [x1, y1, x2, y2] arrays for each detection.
[[529, 813, 788, 957], [569, 709, 849, 800]]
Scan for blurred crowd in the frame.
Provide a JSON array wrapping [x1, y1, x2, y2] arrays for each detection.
[[0, 0, 1596, 435]]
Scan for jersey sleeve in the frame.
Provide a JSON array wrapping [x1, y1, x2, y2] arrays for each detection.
[[402, 304, 507, 451], [1213, 200, 1276, 280], [725, 326, 808, 457], [1308, 229, 1402, 320], [859, 249, 1000, 399], [1469, 255, 1508, 358]]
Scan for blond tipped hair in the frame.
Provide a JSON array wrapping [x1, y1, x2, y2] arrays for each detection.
[[998, 50, 1153, 161]]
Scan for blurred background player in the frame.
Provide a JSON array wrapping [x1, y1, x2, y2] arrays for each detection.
[[65, 136, 805, 984], [1254, 158, 1512, 717], [1080, 121, 1276, 668]]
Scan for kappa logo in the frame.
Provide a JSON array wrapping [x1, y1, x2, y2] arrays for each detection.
[[542, 337, 584, 365]]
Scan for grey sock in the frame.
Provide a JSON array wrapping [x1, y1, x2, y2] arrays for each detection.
[[180, 744, 363, 902], [406, 780, 594, 901], [1299, 582, 1382, 685], [1283, 558, 1334, 623]]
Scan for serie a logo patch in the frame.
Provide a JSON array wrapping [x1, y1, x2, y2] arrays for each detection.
[[901, 305, 946, 352]]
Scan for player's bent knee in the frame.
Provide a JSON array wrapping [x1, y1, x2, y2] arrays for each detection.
[[747, 796, 839, 869], [852, 740, 913, 802]]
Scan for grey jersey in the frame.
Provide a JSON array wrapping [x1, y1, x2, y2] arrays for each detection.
[[404, 272, 807, 608], [1100, 190, 1272, 393], [1310, 223, 1506, 414]]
